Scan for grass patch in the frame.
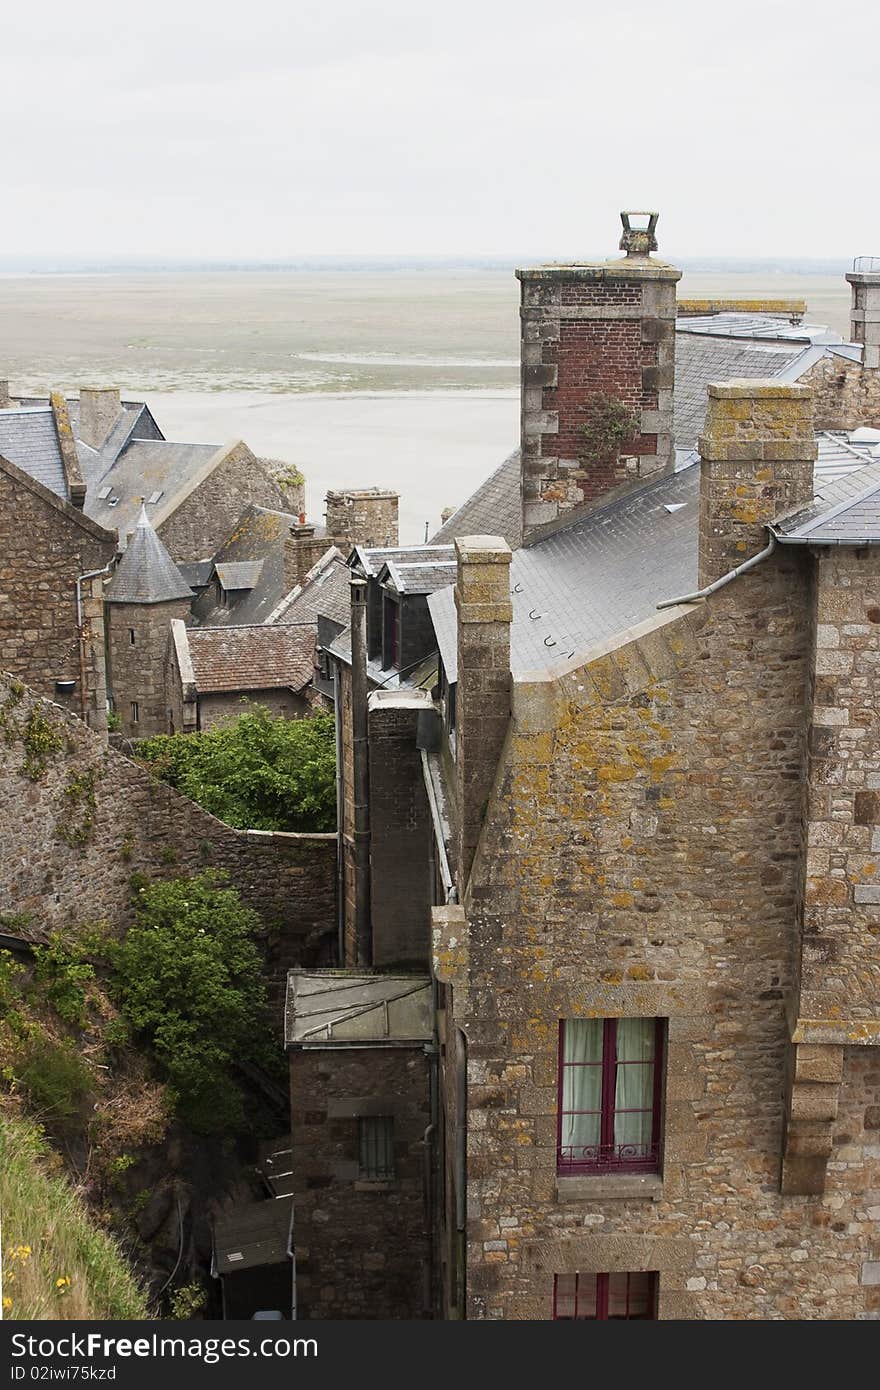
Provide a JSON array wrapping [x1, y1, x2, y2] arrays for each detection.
[[0, 1112, 149, 1320]]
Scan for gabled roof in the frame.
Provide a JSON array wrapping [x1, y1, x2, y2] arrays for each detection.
[[0, 407, 67, 499], [192, 505, 301, 627], [213, 1197, 293, 1274], [285, 970, 433, 1047], [215, 560, 263, 591], [85, 439, 222, 540], [186, 623, 316, 693], [379, 556, 458, 595], [269, 547, 352, 628], [350, 543, 456, 577], [104, 505, 193, 604]]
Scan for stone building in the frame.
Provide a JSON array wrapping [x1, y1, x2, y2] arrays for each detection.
[[104, 506, 193, 738], [0, 394, 116, 733], [165, 620, 317, 733], [325, 216, 880, 1320], [284, 971, 434, 1319]]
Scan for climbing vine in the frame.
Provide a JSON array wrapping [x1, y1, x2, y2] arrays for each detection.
[[578, 391, 640, 461]]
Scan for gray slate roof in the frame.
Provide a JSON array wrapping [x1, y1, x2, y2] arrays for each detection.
[[380, 556, 458, 595], [673, 334, 805, 449], [430, 449, 522, 549], [270, 550, 352, 628], [0, 407, 67, 499], [285, 970, 433, 1047], [104, 505, 193, 605], [85, 439, 221, 541], [192, 505, 300, 627], [215, 560, 264, 591], [774, 457, 880, 545], [213, 1197, 293, 1274], [429, 463, 701, 682]]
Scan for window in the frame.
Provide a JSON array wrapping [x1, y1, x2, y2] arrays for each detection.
[[358, 1116, 394, 1179], [130, 701, 139, 724], [553, 1272, 657, 1320], [557, 1018, 663, 1174], [128, 628, 136, 645]]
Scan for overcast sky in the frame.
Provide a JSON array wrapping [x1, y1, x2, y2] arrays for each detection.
[[2, 0, 877, 263]]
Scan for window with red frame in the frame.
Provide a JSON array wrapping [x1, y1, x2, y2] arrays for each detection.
[[557, 1018, 664, 1174], [553, 1272, 657, 1320]]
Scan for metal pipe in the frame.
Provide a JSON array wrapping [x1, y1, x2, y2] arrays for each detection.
[[350, 578, 372, 966], [421, 749, 454, 898], [656, 534, 776, 610], [75, 561, 114, 723], [332, 660, 345, 964], [454, 1027, 467, 1320]]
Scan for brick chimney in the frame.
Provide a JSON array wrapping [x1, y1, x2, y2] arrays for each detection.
[[79, 386, 121, 450], [283, 522, 330, 594], [846, 259, 880, 369], [698, 380, 816, 586], [454, 535, 512, 886], [516, 211, 681, 543], [325, 487, 399, 549]]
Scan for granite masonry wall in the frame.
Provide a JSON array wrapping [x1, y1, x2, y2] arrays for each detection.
[[196, 688, 312, 731], [157, 443, 290, 563], [0, 675, 337, 1014], [0, 459, 115, 734], [106, 598, 191, 739], [289, 1046, 431, 1318], [802, 356, 880, 433]]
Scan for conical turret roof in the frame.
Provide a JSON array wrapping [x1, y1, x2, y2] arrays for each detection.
[[105, 505, 193, 604]]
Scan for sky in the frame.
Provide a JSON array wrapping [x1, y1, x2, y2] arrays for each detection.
[[2, 0, 878, 263]]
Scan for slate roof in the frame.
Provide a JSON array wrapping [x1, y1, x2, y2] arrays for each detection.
[[380, 557, 458, 595], [215, 560, 264, 591], [430, 450, 522, 549], [673, 333, 805, 449], [269, 549, 352, 628], [285, 970, 433, 1047], [178, 560, 214, 590], [773, 457, 880, 546], [814, 430, 879, 485], [213, 1197, 293, 1274], [351, 543, 456, 577], [104, 506, 193, 605], [186, 623, 316, 693], [0, 407, 67, 499], [192, 505, 301, 627], [429, 463, 701, 682], [84, 439, 222, 541]]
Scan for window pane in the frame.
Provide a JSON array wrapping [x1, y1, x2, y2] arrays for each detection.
[[560, 1020, 603, 1165], [613, 1019, 656, 1160], [607, 1272, 656, 1320], [553, 1273, 598, 1320], [554, 1274, 577, 1319], [359, 1115, 394, 1179]]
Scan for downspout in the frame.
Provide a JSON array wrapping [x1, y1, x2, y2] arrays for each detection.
[[454, 1028, 467, 1320], [75, 560, 114, 722], [421, 749, 457, 903], [422, 1039, 439, 1318], [350, 577, 372, 966], [333, 660, 345, 963], [656, 534, 776, 609]]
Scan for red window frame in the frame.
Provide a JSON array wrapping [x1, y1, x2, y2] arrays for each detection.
[[557, 1017, 664, 1174], [553, 1272, 658, 1320]]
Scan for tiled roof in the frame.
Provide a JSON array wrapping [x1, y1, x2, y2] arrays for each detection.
[[774, 457, 880, 546], [380, 557, 458, 595], [270, 550, 352, 627], [193, 505, 301, 627], [429, 463, 701, 682], [104, 506, 193, 605], [187, 623, 316, 693], [430, 450, 522, 549], [0, 407, 66, 499]]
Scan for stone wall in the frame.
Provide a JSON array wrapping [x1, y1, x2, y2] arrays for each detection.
[[434, 539, 880, 1320], [0, 460, 115, 734], [0, 675, 337, 1015], [802, 356, 880, 432], [325, 489, 399, 549], [157, 443, 290, 563], [289, 1046, 431, 1318], [197, 688, 312, 731], [106, 599, 191, 739]]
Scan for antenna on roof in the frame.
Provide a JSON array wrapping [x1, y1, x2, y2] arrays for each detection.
[[424, 522, 429, 543]]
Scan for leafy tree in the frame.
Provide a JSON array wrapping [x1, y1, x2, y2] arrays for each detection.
[[108, 872, 271, 1133], [136, 707, 336, 832]]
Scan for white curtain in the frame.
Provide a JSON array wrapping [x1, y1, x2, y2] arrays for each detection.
[[613, 1018, 655, 1155], [561, 1019, 603, 1157]]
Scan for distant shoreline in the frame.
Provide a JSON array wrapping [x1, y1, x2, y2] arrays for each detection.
[[0, 258, 855, 277]]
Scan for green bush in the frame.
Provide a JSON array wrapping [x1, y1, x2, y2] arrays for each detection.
[[15, 1035, 94, 1129], [136, 706, 336, 832], [32, 936, 96, 1027], [109, 872, 272, 1133]]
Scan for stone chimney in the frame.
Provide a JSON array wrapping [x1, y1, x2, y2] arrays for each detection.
[[454, 535, 512, 886], [0, 380, 10, 409], [325, 487, 399, 550], [698, 380, 816, 586], [846, 259, 880, 369], [79, 386, 121, 450], [516, 211, 681, 543], [283, 522, 330, 594]]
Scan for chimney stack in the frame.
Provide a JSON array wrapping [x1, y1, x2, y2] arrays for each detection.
[[283, 522, 329, 594], [325, 488, 399, 550], [516, 211, 681, 543], [846, 258, 880, 369], [0, 380, 10, 409], [454, 535, 512, 887], [698, 380, 816, 586], [79, 386, 121, 451]]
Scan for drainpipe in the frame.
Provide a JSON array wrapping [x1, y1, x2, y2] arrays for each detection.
[[422, 1039, 439, 1318], [454, 1028, 467, 1320], [332, 660, 345, 963], [350, 577, 372, 966], [75, 560, 114, 722], [656, 535, 776, 609]]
